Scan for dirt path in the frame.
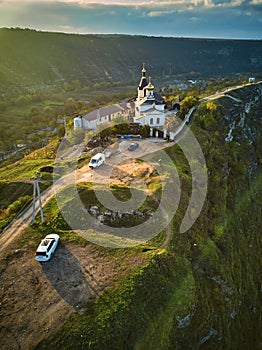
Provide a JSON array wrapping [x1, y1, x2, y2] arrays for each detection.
[[0, 186, 55, 256], [0, 139, 176, 350], [0, 139, 174, 256]]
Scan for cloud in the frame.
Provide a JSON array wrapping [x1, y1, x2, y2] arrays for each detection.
[[189, 16, 201, 21], [148, 10, 178, 17], [0, 0, 261, 39]]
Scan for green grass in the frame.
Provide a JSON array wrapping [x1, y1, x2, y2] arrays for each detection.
[[28, 183, 163, 246], [11, 179, 166, 251], [0, 181, 33, 208], [135, 267, 196, 350], [0, 138, 60, 181], [0, 89, 261, 350], [0, 139, 60, 231], [16, 226, 45, 251], [0, 158, 54, 181], [0, 181, 34, 232]]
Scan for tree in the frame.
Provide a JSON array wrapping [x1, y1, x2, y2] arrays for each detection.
[[112, 114, 127, 125], [30, 106, 40, 117], [27, 134, 41, 149], [84, 131, 95, 144], [0, 101, 7, 112], [67, 129, 85, 145], [180, 96, 199, 111], [96, 122, 112, 138], [57, 125, 65, 137], [76, 100, 85, 112], [140, 125, 150, 138], [44, 106, 52, 118], [65, 97, 76, 114], [112, 114, 130, 134], [206, 101, 217, 112]]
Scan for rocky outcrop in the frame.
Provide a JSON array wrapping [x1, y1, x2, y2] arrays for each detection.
[[88, 205, 153, 227]]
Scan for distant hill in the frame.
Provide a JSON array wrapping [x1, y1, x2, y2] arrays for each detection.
[[0, 28, 261, 94]]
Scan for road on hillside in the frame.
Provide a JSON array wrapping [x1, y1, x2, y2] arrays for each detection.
[[0, 186, 54, 255], [0, 139, 178, 256]]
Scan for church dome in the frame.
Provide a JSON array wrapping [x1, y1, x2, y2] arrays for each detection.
[[146, 76, 154, 91], [146, 81, 154, 90]]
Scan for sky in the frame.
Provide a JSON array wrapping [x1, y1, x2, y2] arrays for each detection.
[[0, 0, 261, 39]]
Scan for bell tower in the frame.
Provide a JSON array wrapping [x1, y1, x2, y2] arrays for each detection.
[[145, 76, 155, 101], [137, 63, 148, 100]]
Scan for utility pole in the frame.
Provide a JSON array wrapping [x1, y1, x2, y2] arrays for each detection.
[[32, 174, 44, 224], [64, 116, 67, 135]]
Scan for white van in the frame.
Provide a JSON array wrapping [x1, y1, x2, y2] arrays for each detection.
[[88, 153, 105, 169]]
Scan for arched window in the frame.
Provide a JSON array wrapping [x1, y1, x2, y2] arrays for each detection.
[[156, 117, 160, 124], [150, 118, 153, 125]]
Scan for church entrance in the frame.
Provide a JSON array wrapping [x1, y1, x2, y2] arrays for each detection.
[[152, 128, 164, 138]]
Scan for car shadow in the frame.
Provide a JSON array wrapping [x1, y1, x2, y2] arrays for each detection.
[[41, 242, 101, 310]]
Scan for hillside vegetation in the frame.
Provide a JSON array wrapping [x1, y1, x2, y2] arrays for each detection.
[[1, 28, 261, 161], [1, 28, 262, 95], [37, 86, 262, 350], [34, 83, 261, 349], [1, 83, 260, 349], [0, 31, 261, 348]]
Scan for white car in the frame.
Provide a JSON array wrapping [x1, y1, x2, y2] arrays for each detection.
[[88, 153, 105, 169], [35, 234, 60, 262]]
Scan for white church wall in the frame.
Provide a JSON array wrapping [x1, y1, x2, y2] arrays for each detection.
[[145, 112, 165, 127], [155, 104, 165, 112]]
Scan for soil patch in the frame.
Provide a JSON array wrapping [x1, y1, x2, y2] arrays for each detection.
[[0, 242, 147, 350]]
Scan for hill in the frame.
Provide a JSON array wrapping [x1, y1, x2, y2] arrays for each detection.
[[0, 28, 262, 95], [0, 83, 261, 349]]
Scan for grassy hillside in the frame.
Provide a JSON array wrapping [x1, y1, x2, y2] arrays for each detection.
[[0, 83, 261, 349], [0, 28, 262, 95], [35, 155, 261, 350], [35, 85, 261, 349]]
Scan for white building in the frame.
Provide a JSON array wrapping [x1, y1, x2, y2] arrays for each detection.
[[134, 64, 173, 130], [74, 116, 83, 129], [74, 101, 134, 131], [73, 63, 176, 135]]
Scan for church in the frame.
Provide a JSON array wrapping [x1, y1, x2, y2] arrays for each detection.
[[74, 63, 175, 135], [134, 63, 173, 130]]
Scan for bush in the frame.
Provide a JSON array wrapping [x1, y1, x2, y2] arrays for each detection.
[[6, 195, 31, 216]]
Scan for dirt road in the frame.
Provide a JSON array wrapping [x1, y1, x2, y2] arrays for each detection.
[[0, 186, 55, 256], [0, 139, 173, 256]]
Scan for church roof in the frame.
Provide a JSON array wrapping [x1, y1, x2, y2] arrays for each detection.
[[82, 102, 134, 122], [138, 92, 164, 106], [142, 107, 165, 114], [154, 92, 164, 103], [138, 63, 148, 90], [138, 77, 148, 90], [143, 99, 163, 106], [146, 82, 154, 90]]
